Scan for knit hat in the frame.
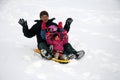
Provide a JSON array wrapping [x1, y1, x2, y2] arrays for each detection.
[[40, 11, 49, 18], [48, 25, 58, 32]]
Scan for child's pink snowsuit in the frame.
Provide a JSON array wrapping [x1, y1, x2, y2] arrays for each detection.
[[46, 30, 68, 56]]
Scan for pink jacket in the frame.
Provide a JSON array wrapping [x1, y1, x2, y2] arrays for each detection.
[[46, 31, 68, 52]]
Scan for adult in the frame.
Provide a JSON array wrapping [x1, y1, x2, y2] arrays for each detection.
[[18, 11, 84, 60]]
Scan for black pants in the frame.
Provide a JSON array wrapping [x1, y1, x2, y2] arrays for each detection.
[[38, 41, 53, 55], [38, 42, 77, 56], [64, 43, 77, 55]]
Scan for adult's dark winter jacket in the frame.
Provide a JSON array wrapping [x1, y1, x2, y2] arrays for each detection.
[[22, 18, 70, 47]]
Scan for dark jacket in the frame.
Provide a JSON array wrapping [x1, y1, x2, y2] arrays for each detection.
[[22, 18, 70, 47]]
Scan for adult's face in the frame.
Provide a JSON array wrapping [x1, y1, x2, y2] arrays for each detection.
[[40, 15, 49, 23]]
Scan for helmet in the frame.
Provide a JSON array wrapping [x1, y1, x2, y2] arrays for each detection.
[[48, 25, 58, 32]]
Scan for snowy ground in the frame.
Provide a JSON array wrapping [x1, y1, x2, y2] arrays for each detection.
[[0, 0, 120, 80]]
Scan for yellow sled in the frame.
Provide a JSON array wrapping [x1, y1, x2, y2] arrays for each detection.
[[52, 58, 70, 63], [34, 49, 41, 53], [34, 49, 70, 63]]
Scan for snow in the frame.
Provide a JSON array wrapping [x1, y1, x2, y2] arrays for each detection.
[[0, 0, 120, 80]]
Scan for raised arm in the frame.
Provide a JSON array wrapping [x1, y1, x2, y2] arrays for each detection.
[[18, 18, 38, 38], [63, 18, 73, 33]]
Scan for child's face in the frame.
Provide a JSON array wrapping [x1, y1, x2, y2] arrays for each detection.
[[55, 36, 60, 40], [49, 28, 53, 32]]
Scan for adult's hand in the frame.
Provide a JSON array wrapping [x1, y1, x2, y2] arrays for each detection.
[[66, 18, 73, 25], [18, 18, 28, 28]]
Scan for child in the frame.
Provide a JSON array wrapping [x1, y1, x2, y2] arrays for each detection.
[[46, 22, 68, 60]]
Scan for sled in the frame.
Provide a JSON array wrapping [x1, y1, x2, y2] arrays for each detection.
[[51, 58, 70, 64], [34, 49, 70, 64], [34, 49, 41, 53]]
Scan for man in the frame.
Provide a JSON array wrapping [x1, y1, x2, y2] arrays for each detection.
[[18, 11, 84, 60]]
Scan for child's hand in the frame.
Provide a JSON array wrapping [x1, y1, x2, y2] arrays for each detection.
[[62, 30, 67, 35], [58, 22, 62, 29], [46, 32, 50, 37]]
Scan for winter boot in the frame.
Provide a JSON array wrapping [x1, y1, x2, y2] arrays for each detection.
[[60, 54, 68, 60], [49, 45, 54, 53], [67, 53, 76, 60], [41, 49, 52, 60], [75, 50, 85, 59], [46, 54, 52, 60], [54, 53, 59, 59]]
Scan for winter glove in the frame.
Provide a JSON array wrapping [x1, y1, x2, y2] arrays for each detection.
[[41, 22, 47, 30], [46, 32, 51, 37], [66, 18, 73, 25], [62, 30, 67, 35], [58, 22, 63, 29], [18, 18, 28, 28]]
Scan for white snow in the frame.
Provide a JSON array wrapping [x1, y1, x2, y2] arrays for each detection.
[[0, 0, 120, 80]]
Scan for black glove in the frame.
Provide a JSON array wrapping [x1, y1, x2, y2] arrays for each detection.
[[66, 18, 73, 25], [18, 18, 28, 28]]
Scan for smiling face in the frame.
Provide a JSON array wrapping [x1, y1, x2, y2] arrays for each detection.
[[40, 15, 49, 23], [40, 11, 49, 22], [55, 35, 60, 40]]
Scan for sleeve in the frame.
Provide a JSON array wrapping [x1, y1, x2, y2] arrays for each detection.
[[63, 22, 71, 33], [63, 35, 68, 45], [23, 23, 38, 38], [62, 31, 68, 45]]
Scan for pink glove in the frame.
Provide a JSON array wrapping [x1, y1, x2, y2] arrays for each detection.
[[58, 22, 62, 29], [62, 30, 67, 35], [46, 32, 50, 37], [41, 22, 47, 30]]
